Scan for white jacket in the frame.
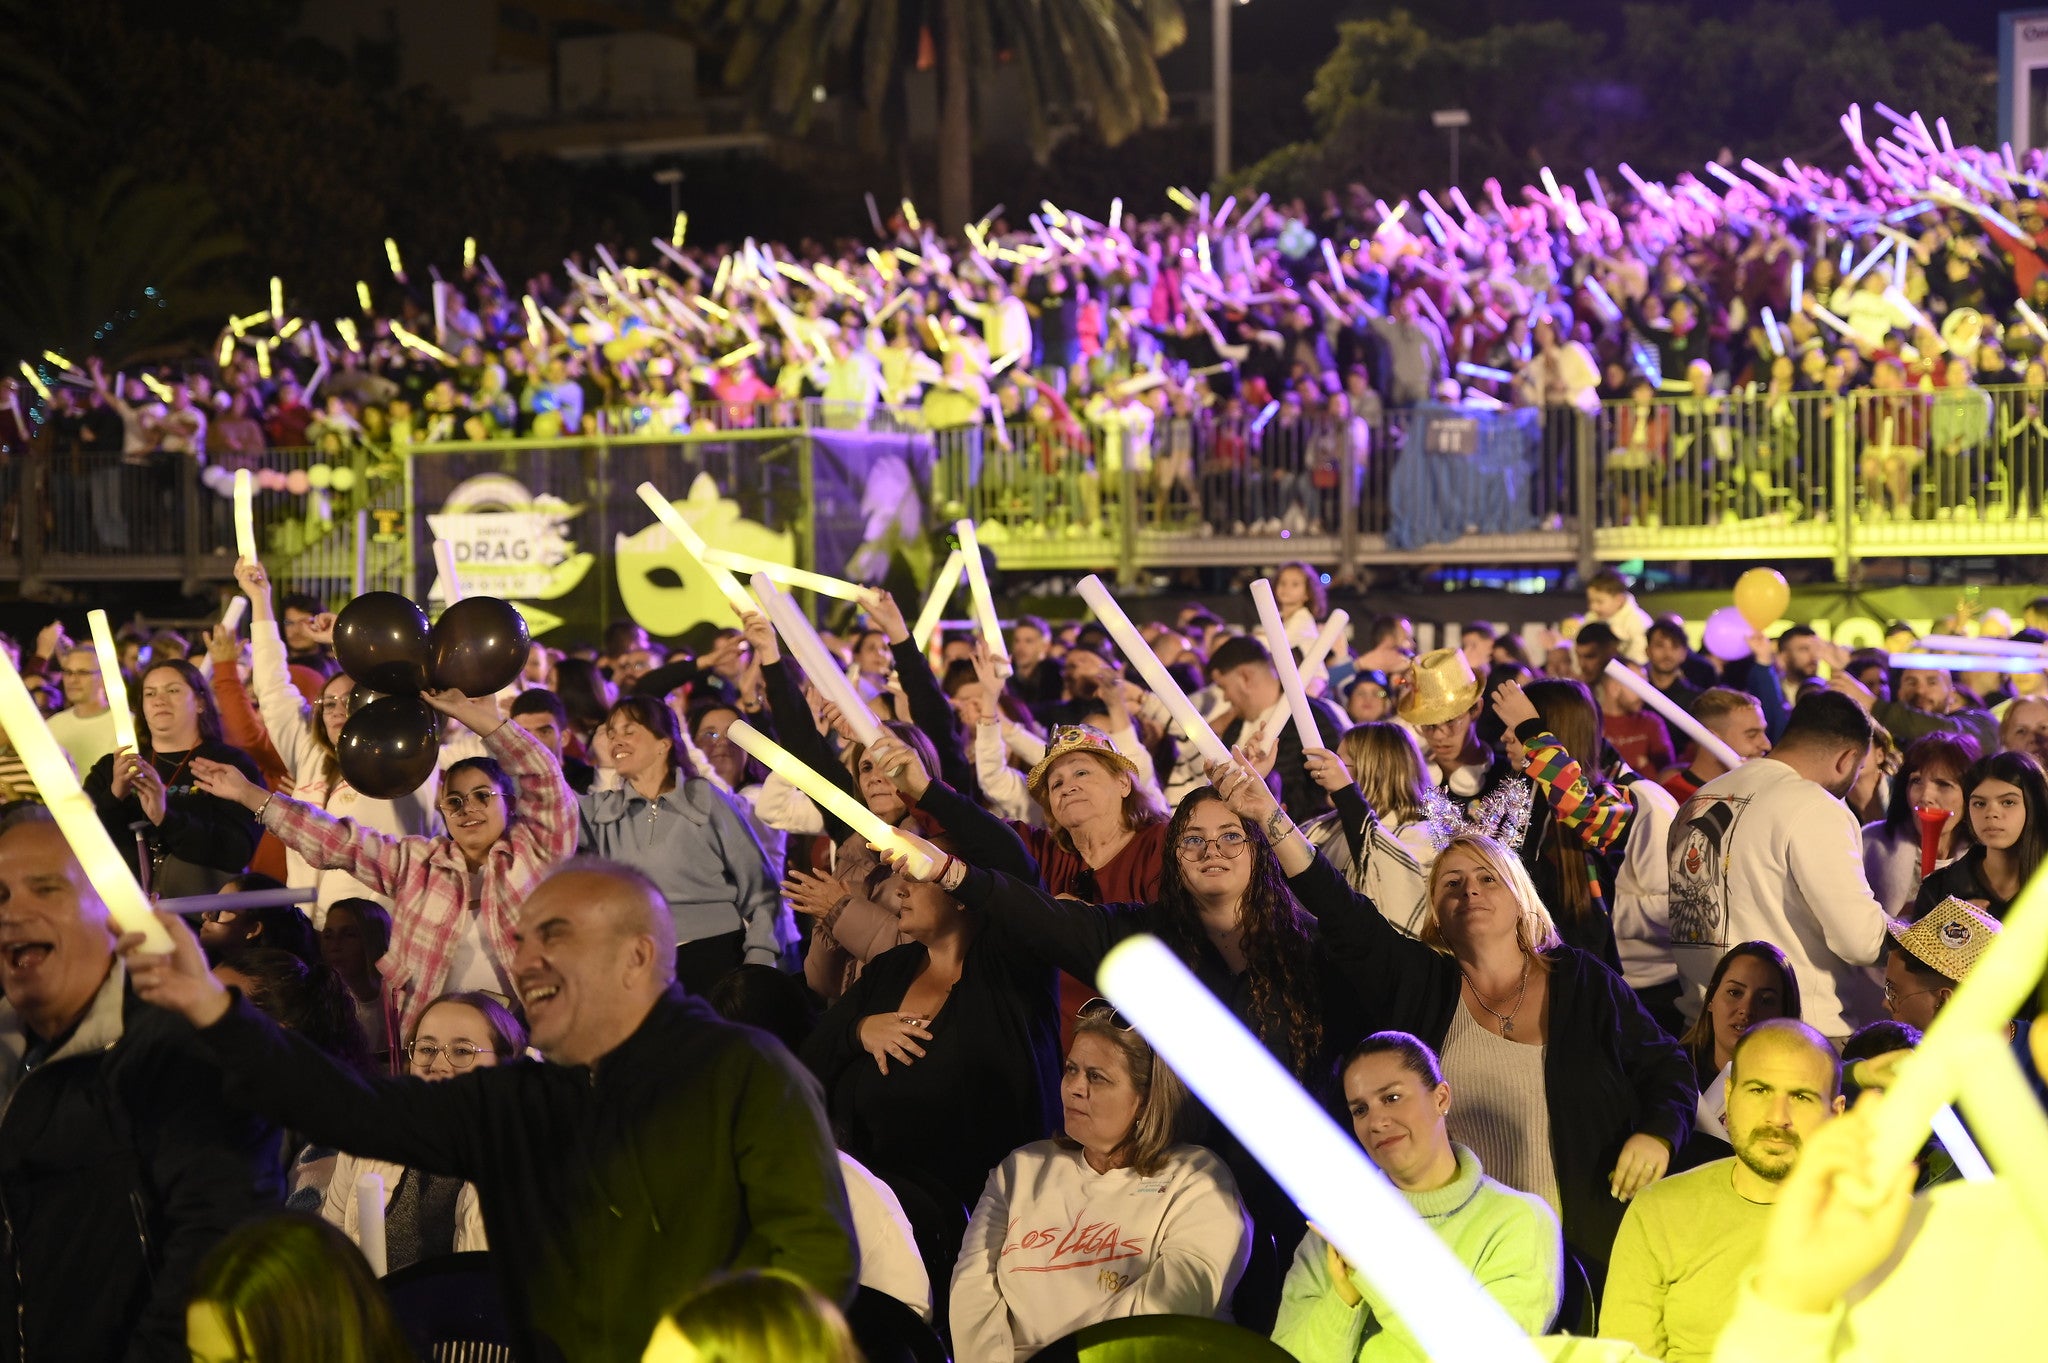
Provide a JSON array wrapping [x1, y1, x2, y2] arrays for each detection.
[[1612, 775, 1680, 991], [950, 1141, 1250, 1363], [320, 1151, 487, 1255], [841, 1152, 933, 1320], [251, 621, 437, 923]]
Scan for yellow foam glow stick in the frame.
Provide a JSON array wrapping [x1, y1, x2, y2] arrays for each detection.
[[867, 247, 896, 280], [712, 255, 732, 298], [901, 198, 921, 231], [389, 323, 456, 366], [1870, 856, 2048, 1171], [672, 212, 688, 248], [0, 651, 172, 951], [912, 549, 966, 652], [1251, 579, 1323, 754], [716, 340, 762, 368], [634, 483, 752, 616], [276, 317, 303, 340], [39, 351, 71, 372], [726, 720, 940, 878], [218, 334, 235, 368], [954, 520, 1008, 668], [464, 236, 478, 269], [17, 363, 49, 401], [335, 318, 361, 353], [233, 470, 257, 559], [1166, 186, 1197, 212], [140, 375, 174, 404], [1078, 574, 1231, 766], [229, 310, 269, 336], [86, 611, 137, 753], [269, 276, 284, 320], [700, 549, 865, 601], [1040, 200, 1067, 228], [357, 281, 373, 314], [384, 237, 405, 278], [254, 339, 272, 379], [696, 297, 731, 321]]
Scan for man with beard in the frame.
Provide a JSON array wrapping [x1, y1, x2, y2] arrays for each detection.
[[1668, 693, 1886, 1038], [1600, 1020, 1843, 1363]]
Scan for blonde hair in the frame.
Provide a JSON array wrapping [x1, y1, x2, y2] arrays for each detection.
[[1059, 1010, 1192, 1177], [1422, 832, 1563, 965], [660, 1268, 860, 1363], [1337, 722, 1430, 827]]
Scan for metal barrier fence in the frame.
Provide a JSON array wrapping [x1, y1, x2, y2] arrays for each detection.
[[6, 385, 2047, 599]]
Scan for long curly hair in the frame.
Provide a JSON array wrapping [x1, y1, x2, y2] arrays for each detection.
[[1154, 787, 1323, 1079]]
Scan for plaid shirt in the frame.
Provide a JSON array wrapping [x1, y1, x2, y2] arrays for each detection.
[[261, 720, 576, 1033]]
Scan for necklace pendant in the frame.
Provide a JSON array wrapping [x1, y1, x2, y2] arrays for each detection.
[[1501, 1020, 1514, 1037]]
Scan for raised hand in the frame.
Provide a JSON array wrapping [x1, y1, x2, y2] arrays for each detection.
[[861, 588, 910, 645], [739, 610, 780, 666], [863, 730, 931, 798], [422, 688, 505, 737], [782, 869, 850, 919], [1491, 678, 1540, 732], [119, 911, 231, 1028], [1207, 746, 1281, 824], [191, 756, 265, 812], [1303, 745, 1355, 795]]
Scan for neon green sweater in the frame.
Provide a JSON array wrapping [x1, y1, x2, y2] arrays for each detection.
[[1271, 1145, 1562, 1362], [1599, 1157, 1771, 1363]]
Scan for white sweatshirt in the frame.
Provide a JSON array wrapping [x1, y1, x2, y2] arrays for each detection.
[[840, 1152, 933, 1320], [950, 1141, 1251, 1363], [1667, 758, 1886, 1037], [250, 621, 437, 924], [1612, 775, 1680, 991]]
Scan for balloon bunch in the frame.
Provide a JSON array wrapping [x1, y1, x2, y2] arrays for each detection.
[[1702, 568, 1791, 663], [330, 593, 531, 798]]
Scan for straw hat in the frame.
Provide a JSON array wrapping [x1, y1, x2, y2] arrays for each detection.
[[1026, 724, 1140, 799], [1887, 897, 2001, 983], [1397, 649, 1481, 727]]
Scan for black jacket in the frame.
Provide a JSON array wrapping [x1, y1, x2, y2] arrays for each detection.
[[1288, 851, 1695, 1282], [84, 743, 265, 897], [198, 986, 856, 1363], [1220, 696, 1348, 824], [1911, 847, 2012, 921], [0, 967, 282, 1363]]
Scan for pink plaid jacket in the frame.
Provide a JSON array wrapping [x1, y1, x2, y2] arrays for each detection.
[[260, 720, 576, 1033]]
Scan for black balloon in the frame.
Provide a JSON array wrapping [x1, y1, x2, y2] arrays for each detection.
[[430, 596, 531, 697], [346, 685, 390, 719], [334, 592, 433, 694], [336, 696, 440, 799]]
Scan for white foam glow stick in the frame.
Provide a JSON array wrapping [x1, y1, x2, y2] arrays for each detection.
[[157, 886, 317, 916], [1931, 1105, 1995, 1181], [87, 611, 137, 752], [1889, 652, 2045, 674], [702, 548, 865, 602], [433, 539, 464, 604], [0, 653, 172, 952], [1251, 580, 1323, 755], [2018, 300, 2048, 347], [912, 549, 966, 651], [727, 720, 940, 878], [355, 1173, 387, 1276], [1603, 658, 1743, 770], [353, 509, 370, 598], [232, 470, 257, 560], [954, 520, 1009, 667], [1919, 635, 2048, 657], [1098, 936, 1544, 1362], [1297, 610, 1351, 678], [220, 597, 248, 637], [635, 482, 752, 617], [1077, 574, 1230, 767], [750, 573, 882, 746]]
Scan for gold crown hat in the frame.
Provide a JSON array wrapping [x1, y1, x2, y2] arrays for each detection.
[[1025, 723, 1140, 800], [1397, 648, 1481, 727], [1887, 896, 2002, 982]]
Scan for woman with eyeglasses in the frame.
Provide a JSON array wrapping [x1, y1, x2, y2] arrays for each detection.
[[800, 820, 1060, 1226], [84, 657, 267, 897], [951, 1000, 1251, 1363], [191, 689, 577, 1037], [228, 558, 439, 924], [317, 992, 524, 1270], [1262, 768, 1695, 1291], [577, 695, 786, 996]]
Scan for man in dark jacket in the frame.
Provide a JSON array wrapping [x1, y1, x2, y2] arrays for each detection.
[[126, 857, 855, 1363], [0, 810, 281, 1363]]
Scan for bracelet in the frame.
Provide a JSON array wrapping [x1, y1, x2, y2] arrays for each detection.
[[253, 793, 276, 822], [1264, 808, 1296, 842], [933, 853, 957, 886], [940, 856, 969, 893]]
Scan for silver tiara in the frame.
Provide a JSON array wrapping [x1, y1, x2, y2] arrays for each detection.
[[1421, 777, 1534, 853]]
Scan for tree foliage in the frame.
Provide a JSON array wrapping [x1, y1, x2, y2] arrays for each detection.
[[1239, 1, 1995, 199]]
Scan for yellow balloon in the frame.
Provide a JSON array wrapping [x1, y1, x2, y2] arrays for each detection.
[[1733, 568, 1790, 631]]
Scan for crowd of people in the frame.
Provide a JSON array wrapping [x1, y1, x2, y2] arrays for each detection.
[[0, 546, 2044, 1362], [12, 104, 2048, 550]]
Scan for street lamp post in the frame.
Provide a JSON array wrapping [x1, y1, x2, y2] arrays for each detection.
[[1431, 108, 1470, 186], [653, 167, 684, 219], [1213, 0, 1232, 183]]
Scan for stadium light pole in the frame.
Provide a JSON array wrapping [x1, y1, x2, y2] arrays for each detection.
[[1213, 0, 1245, 184]]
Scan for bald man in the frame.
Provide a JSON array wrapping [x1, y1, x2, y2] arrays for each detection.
[[126, 857, 854, 1363], [1602, 1020, 1844, 1363]]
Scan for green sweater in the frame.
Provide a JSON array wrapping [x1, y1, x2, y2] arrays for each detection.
[[1271, 1145, 1562, 1362], [1600, 1158, 1770, 1363]]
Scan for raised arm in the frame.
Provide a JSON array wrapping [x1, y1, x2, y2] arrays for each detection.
[[235, 558, 323, 775], [194, 757, 414, 897], [867, 727, 1039, 884], [869, 588, 976, 799]]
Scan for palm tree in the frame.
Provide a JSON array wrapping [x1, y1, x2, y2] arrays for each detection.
[[700, 0, 1187, 232], [0, 168, 246, 367]]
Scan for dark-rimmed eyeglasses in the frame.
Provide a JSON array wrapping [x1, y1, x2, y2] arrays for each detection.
[[1175, 830, 1249, 861]]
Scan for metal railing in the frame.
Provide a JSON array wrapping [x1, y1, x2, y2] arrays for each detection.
[[6, 385, 2047, 599]]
